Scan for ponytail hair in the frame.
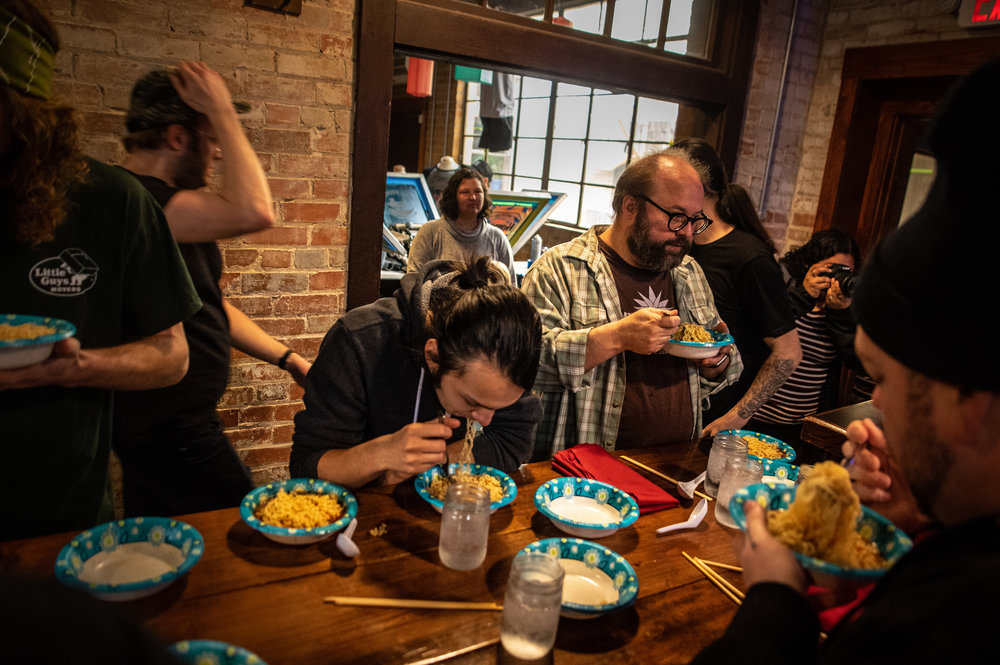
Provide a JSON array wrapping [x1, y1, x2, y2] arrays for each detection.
[[426, 256, 541, 390]]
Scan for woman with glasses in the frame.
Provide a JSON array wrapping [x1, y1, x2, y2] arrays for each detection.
[[674, 138, 803, 439]]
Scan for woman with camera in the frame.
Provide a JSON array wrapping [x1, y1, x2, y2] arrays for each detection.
[[746, 229, 863, 450]]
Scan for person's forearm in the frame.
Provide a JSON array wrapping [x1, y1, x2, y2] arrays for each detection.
[[225, 300, 289, 365], [314, 438, 392, 489], [210, 108, 274, 229], [584, 322, 621, 372], [69, 324, 189, 390], [734, 352, 798, 420]]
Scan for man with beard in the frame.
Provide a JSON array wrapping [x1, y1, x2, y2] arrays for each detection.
[[690, 59, 1000, 665], [112, 63, 312, 517], [290, 257, 542, 487], [1, 0, 199, 540], [521, 149, 741, 459]]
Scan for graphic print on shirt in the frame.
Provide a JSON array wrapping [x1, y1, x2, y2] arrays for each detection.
[[29, 248, 99, 297], [633, 285, 671, 311]]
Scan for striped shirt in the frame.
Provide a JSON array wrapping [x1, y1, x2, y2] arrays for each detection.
[[755, 308, 838, 425]]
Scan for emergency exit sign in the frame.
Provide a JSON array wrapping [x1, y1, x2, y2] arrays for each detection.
[[958, 0, 1000, 27]]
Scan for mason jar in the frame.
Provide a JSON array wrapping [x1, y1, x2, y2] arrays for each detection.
[[500, 552, 565, 660], [438, 483, 490, 570], [705, 432, 748, 498]]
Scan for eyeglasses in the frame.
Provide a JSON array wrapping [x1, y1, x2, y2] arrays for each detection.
[[638, 195, 713, 235], [193, 129, 222, 156]]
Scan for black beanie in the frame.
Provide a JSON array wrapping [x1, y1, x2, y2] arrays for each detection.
[[853, 57, 1000, 392]]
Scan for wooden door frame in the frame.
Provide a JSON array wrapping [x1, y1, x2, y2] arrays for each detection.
[[815, 36, 1000, 257], [348, 0, 760, 309]]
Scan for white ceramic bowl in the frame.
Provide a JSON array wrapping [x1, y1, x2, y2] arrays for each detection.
[[54, 517, 203, 601], [518, 538, 639, 619], [534, 477, 639, 538], [240, 478, 358, 545]]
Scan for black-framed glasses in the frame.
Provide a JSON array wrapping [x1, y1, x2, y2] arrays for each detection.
[[193, 129, 222, 156], [639, 195, 713, 235]]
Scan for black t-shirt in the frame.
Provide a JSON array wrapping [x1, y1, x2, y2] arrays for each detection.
[[690, 229, 795, 421], [113, 174, 233, 441]]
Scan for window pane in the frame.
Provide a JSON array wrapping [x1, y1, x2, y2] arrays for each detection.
[[585, 141, 629, 185], [610, 0, 663, 47], [560, 2, 608, 38], [550, 139, 585, 181], [516, 98, 550, 138], [588, 94, 635, 141], [521, 76, 551, 98], [464, 100, 481, 135], [548, 181, 581, 224], [553, 96, 590, 139], [630, 142, 668, 161], [580, 185, 614, 228], [557, 81, 591, 97], [634, 97, 678, 143], [666, 0, 712, 59], [515, 139, 546, 178], [512, 176, 542, 191]]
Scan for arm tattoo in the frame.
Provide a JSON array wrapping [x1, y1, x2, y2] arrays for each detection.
[[735, 354, 797, 420]]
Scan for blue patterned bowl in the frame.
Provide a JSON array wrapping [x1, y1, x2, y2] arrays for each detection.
[[414, 464, 516, 513], [534, 477, 639, 538], [54, 517, 203, 601], [170, 640, 267, 665], [729, 482, 913, 581], [519, 537, 639, 619], [665, 329, 734, 359], [0, 313, 76, 369], [721, 429, 797, 464], [240, 478, 358, 545]]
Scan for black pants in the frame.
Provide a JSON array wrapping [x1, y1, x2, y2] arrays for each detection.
[[115, 422, 255, 517]]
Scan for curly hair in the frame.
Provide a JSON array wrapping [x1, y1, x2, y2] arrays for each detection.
[[1, 83, 90, 247], [781, 229, 861, 283], [0, 0, 88, 247], [438, 167, 492, 223]]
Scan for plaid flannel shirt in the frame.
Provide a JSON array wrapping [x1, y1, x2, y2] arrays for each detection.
[[522, 226, 742, 460]]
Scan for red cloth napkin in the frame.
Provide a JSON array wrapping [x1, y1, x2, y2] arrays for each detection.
[[808, 583, 875, 632], [552, 444, 679, 515]]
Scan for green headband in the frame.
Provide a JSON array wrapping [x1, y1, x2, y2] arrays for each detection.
[[0, 5, 56, 100]]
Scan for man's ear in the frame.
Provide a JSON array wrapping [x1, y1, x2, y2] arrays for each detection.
[[163, 124, 189, 152], [424, 338, 440, 373], [624, 194, 639, 215]]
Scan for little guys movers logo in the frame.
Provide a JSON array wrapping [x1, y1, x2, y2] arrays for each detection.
[[30, 248, 99, 297]]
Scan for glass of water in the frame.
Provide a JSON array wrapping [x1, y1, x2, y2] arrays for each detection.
[[715, 457, 763, 529], [705, 432, 747, 498], [500, 552, 564, 660], [438, 483, 490, 570]]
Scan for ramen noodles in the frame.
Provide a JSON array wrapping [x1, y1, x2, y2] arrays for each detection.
[[429, 469, 505, 503], [0, 322, 55, 341], [744, 435, 785, 459], [255, 489, 343, 529], [672, 322, 714, 343], [766, 461, 886, 569]]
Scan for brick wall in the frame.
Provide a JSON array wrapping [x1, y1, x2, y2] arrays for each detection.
[[735, 0, 1000, 254], [38, 0, 355, 484]]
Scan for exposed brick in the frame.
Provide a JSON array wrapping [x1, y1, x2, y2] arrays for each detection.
[[256, 383, 291, 402], [119, 32, 201, 60], [310, 224, 348, 246], [313, 179, 349, 199], [274, 294, 341, 315], [218, 386, 255, 409], [226, 296, 274, 316], [242, 272, 310, 294], [247, 23, 323, 52], [249, 128, 313, 153], [201, 43, 276, 72], [225, 249, 259, 268], [261, 249, 293, 268], [218, 409, 239, 428], [55, 22, 116, 52], [243, 226, 309, 245], [282, 201, 342, 223], [277, 52, 345, 79], [268, 178, 311, 201], [228, 426, 274, 448], [264, 104, 302, 126], [240, 445, 291, 468], [309, 271, 346, 290]]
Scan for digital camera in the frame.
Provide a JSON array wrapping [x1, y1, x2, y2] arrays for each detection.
[[820, 263, 856, 298]]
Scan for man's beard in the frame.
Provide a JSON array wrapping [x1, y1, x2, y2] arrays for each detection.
[[171, 133, 209, 190], [900, 373, 955, 520], [626, 204, 690, 271]]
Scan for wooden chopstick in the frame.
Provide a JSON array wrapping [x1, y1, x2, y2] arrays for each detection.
[[324, 596, 502, 611], [682, 552, 744, 605], [620, 456, 713, 501], [698, 558, 743, 573]]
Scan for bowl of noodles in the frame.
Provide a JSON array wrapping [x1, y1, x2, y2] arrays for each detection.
[[0, 313, 76, 370], [721, 429, 796, 464], [534, 477, 639, 538], [665, 323, 733, 359], [414, 464, 516, 514], [728, 462, 912, 581], [240, 478, 358, 546], [54, 517, 204, 601]]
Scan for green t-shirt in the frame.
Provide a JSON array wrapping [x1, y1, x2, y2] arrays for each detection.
[[0, 160, 201, 541]]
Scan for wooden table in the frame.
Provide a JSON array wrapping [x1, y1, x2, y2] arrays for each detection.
[[801, 400, 882, 458], [0, 444, 743, 664]]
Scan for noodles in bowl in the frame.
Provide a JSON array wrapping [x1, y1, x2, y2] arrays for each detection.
[[415, 464, 516, 513], [240, 478, 357, 545]]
